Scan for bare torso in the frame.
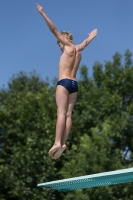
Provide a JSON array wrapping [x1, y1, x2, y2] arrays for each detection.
[[58, 45, 82, 81]]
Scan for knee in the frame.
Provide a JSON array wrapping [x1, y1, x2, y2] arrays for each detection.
[[57, 109, 67, 116], [66, 111, 72, 118]]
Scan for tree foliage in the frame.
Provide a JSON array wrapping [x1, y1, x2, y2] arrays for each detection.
[[0, 50, 133, 200]]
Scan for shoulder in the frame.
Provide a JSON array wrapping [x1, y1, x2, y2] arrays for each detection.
[[64, 44, 76, 55], [75, 45, 82, 52], [64, 43, 75, 50]]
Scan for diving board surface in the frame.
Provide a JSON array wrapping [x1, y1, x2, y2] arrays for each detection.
[[37, 168, 133, 190]]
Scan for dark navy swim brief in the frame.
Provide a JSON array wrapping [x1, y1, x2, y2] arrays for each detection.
[[57, 78, 78, 93]]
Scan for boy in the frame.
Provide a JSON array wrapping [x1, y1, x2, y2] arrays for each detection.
[[36, 3, 98, 159]]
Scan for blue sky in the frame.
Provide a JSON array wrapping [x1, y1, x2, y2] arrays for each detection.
[[0, 0, 133, 88]]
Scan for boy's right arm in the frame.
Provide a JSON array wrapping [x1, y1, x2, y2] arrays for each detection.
[[36, 3, 72, 46], [76, 29, 98, 51]]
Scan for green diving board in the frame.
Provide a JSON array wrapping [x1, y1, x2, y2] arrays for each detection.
[[37, 168, 133, 191]]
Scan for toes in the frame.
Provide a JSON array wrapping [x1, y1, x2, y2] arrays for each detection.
[[53, 146, 66, 159], [48, 145, 61, 156]]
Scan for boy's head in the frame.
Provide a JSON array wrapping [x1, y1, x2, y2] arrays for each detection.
[[60, 31, 74, 44], [57, 31, 74, 50]]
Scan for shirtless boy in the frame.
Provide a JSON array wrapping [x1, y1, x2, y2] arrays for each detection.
[[36, 3, 98, 159]]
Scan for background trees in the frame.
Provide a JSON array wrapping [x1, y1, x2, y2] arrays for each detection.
[[0, 50, 133, 200]]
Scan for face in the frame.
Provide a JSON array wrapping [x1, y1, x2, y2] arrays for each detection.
[[57, 40, 64, 51]]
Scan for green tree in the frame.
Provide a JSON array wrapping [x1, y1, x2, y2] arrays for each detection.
[[61, 50, 133, 200], [0, 50, 133, 200], [0, 72, 60, 200]]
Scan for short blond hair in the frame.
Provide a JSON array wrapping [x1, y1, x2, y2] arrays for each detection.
[[57, 31, 74, 44]]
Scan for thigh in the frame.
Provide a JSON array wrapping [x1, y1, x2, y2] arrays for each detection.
[[56, 85, 69, 114], [67, 92, 78, 115]]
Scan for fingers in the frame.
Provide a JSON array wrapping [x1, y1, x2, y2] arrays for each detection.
[[36, 3, 39, 9], [36, 3, 39, 7], [36, 3, 44, 13], [91, 29, 98, 34], [36, 3, 41, 9], [88, 29, 98, 37]]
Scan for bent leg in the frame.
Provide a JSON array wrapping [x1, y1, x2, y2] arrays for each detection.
[[48, 85, 69, 156]]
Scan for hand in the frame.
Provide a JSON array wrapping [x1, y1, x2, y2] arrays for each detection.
[[88, 29, 98, 39], [36, 3, 44, 14]]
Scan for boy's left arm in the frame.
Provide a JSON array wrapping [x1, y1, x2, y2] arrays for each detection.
[[76, 29, 98, 51]]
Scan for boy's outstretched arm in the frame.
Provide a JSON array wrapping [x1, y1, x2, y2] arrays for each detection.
[[77, 29, 98, 51], [36, 3, 70, 46]]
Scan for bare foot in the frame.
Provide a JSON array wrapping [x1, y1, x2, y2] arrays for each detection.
[[48, 144, 61, 157], [53, 144, 66, 160]]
